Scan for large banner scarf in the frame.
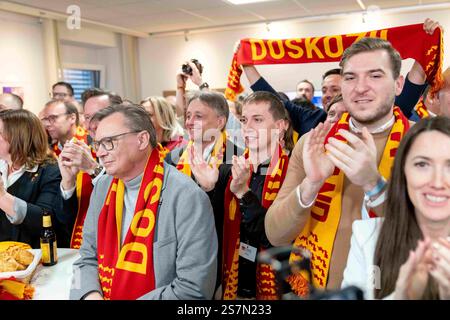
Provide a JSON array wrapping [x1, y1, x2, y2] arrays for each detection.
[[225, 23, 443, 101]]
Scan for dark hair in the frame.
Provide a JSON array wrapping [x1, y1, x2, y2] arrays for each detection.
[[243, 91, 294, 152], [81, 88, 123, 107], [277, 91, 290, 102], [291, 97, 316, 110], [322, 68, 341, 80], [296, 79, 315, 94], [0, 109, 54, 168], [91, 104, 157, 148], [0, 93, 23, 110], [340, 37, 402, 79], [52, 82, 74, 96], [187, 91, 229, 129], [234, 93, 249, 117], [327, 93, 343, 112], [374, 116, 450, 299], [45, 99, 80, 127]]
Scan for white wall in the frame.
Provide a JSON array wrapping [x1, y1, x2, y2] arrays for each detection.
[[138, 8, 450, 98], [0, 10, 126, 114], [59, 29, 124, 98], [0, 11, 47, 114]]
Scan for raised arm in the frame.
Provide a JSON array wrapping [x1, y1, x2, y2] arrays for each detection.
[[395, 18, 442, 118], [265, 122, 334, 246]]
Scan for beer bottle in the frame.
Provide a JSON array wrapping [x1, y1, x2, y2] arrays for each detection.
[[40, 209, 58, 266]]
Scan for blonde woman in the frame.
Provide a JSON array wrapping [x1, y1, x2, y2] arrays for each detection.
[[140, 96, 186, 152]]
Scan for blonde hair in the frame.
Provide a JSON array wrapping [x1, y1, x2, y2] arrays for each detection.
[[140, 96, 184, 143]]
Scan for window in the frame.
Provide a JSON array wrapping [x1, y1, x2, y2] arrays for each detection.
[[62, 63, 105, 101], [63, 69, 100, 101]]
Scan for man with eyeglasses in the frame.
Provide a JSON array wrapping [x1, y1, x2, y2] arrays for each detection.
[[41, 99, 81, 151], [69, 104, 217, 300], [55, 90, 123, 248], [51, 81, 74, 102], [40, 99, 95, 249]]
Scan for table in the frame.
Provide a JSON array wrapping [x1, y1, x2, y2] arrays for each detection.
[[30, 248, 80, 300]]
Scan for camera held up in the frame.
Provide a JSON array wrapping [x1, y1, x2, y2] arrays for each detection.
[[182, 59, 203, 76]]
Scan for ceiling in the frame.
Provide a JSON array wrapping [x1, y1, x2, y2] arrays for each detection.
[[5, 0, 450, 34]]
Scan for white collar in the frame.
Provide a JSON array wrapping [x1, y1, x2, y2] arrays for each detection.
[[0, 159, 39, 174], [349, 115, 395, 134], [0, 159, 39, 188], [202, 141, 216, 163]]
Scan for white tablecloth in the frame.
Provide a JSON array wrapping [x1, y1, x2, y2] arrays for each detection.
[[30, 248, 80, 300]]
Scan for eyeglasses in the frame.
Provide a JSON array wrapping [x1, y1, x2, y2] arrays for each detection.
[[40, 113, 69, 124], [92, 131, 141, 152], [51, 92, 69, 99]]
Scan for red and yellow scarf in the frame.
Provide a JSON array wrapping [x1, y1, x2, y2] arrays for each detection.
[[97, 145, 165, 300], [225, 23, 443, 101], [0, 277, 34, 300], [414, 100, 430, 119], [288, 107, 410, 297], [176, 131, 227, 177], [222, 144, 289, 300], [52, 126, 96, 249], [159, 136, 187, 159]]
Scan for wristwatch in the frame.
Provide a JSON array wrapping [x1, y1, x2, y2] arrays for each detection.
[[89, 164, 104, 179], [198, 82, 209, 90]]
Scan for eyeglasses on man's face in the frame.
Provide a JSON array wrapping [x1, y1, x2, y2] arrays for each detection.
[[92, 131, 141, 152], [51, 92, 69, 99], [40, 113, 69, 124]]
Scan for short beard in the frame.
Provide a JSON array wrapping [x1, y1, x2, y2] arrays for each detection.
[[351, 97, 394, 126]]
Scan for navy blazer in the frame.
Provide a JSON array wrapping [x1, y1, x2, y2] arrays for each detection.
[[0, 162, 62, 248]]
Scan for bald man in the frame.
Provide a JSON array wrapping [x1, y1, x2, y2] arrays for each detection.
[[0, 93, 23, 110]]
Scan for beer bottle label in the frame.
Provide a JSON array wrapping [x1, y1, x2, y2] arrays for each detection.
[[41, 242, 50, 263], [43, 215, 52, 228]]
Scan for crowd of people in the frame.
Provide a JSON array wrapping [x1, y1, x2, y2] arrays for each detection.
[[0, 18, 448, 300]]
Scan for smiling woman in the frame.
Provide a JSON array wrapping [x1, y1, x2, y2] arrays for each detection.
[[342, 116, 450, 300]]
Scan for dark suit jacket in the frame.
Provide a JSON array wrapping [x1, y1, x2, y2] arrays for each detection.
[[0, 162, 63, 248]]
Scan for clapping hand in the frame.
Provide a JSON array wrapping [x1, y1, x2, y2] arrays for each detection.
[[229, 155, 251, 199], [303, 121, 334, 186], [325, 127, 379, 192], [394, 239, 431, 300], [188, 143, 220, 192], [429, 238, 450, 299]]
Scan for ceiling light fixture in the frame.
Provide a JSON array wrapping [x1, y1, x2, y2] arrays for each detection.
[[362, 5, 381, 24], [356, 0, 366, 10]]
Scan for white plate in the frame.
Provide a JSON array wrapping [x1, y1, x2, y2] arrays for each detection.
[[0, 249, 42, 280]]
